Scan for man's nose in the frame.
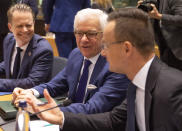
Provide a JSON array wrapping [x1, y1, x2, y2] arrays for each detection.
[[81, 34, 89, 41], [22, 26, 28, 32]]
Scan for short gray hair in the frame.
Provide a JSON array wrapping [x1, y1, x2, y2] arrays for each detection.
[[74, 8, 108, 31]]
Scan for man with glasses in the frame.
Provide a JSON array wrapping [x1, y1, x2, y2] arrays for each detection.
[[13, 8, 129, 114], [27, 8, 182, 131]]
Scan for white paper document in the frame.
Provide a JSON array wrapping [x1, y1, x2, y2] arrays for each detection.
[[30, 120, 59, 131]]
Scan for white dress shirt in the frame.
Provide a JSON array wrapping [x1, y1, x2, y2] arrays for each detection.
[[132, 56, 154, 131], [80, 54, 100, 102], [33, 53, 101, 129], [11, 42, 29, 75], [32, 53, 100, 99]]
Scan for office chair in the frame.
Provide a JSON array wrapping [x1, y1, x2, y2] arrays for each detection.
[[51, 56, 67, 78]]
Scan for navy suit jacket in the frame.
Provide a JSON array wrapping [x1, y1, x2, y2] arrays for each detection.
[[44, 0, 90, 32], [0, 33, 53, 91], [63, 56, 182, 131], [20, 0, 38, 17], [34, 48, 129, 114]]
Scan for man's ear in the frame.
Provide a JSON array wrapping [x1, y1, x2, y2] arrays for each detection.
[[123, 41, 132, 54], [8, 23, 12, 32]]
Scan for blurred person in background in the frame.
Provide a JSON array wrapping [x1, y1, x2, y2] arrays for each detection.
[[43, 0, 90, 58], [138, 0, 182, 71], [91, 0, 114, 13], [15, 0, 38, 17]]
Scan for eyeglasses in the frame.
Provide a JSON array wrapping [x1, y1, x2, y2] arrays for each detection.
[[102, 40, 124, 50], [74, 31, 102, 40]]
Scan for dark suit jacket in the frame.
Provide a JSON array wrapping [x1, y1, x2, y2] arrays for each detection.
[[155, 0, 182, 60], [44, 0, 90, 33], [0, 33, 53, 92], [34, 48, 129, 114], [63, 56, 182, 131], [20, 0, 38, 17]]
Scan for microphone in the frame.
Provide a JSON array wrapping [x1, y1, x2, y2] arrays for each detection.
[[32, 99, 72, 116], [0, 99, 72, 126], [61, 99, 72, 106]]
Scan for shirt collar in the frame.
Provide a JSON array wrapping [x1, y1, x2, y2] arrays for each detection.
[[84, 53, 100, 65], [15, 42, 29, 51], [132, 56, 155, 90]]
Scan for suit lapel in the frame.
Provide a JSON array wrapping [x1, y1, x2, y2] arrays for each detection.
[[84, 55, 106, 101], [145, 56, 162, 131], [70, 53, 84, 100], [89, 55, 106, 84], [7, 41, 15, 78]]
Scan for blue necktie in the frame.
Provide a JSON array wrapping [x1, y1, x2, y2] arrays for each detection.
[[12, 47, 22, 79], [126, 83, 137, 131], [75, 59, 92, 103]]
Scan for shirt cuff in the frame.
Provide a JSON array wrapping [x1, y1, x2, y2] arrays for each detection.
[[29, 89, 40, 98]]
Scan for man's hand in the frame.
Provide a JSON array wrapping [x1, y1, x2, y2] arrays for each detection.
[[12, 88, 25, 104], [137, 0, 144, 7], [27, 89, 63, 126], [13, 88, 34, 107], [149, 4, 162, 20]]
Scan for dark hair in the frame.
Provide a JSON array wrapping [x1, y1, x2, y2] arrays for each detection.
[[108, 8, 155, 56], [7, 4, 35, 23]]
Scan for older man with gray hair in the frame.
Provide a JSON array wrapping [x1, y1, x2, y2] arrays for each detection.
[[28, 8, 182, 131], [13, 8, 129, 114]]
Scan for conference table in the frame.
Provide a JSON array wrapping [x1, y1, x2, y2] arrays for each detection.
[[0, 94, 63, 131], [0, 94, 15, 131], [0, 116, 15, 131]]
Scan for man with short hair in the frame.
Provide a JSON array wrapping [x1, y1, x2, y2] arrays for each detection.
[[13, 8, 129, 114], [28, 8, 182, 131], [0, 4, 53, 91]]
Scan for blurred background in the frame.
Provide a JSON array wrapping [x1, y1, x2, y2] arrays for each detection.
[[33, 0, 138, 36]]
